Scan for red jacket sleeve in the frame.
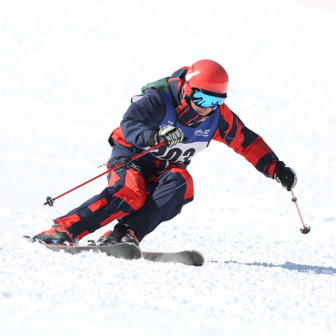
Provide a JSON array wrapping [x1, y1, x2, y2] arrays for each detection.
[[213, 104, 278, 178]]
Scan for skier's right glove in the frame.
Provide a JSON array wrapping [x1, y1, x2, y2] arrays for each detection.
[[274, 161, 297, 191], [148, 126, 184, 148]]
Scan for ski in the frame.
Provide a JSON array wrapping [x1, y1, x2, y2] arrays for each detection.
[[45, 243, 142, 260], [142, 250, 204, 267], [24, 236, 204, 266], [24, 237, 141, 260]]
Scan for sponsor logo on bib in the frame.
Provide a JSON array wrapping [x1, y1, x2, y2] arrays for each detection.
[[194, 129, 210, 137]]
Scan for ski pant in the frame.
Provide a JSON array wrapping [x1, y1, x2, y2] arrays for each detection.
[[53, 156, 194, 242]]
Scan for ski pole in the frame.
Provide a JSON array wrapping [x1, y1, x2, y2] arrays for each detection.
[[44, 141, 165, 206], [291, 190, 311, 234]]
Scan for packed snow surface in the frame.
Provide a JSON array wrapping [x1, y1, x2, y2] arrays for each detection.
[[1, 0, 335, 335]]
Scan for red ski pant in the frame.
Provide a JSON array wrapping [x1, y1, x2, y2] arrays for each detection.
[[53, 159, 194, 242]]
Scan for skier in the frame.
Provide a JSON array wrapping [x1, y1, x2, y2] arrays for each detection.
[[33, 59, 297, 246]]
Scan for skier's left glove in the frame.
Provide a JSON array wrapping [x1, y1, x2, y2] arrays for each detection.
[[148, 126, 184, 148], [273, 161, 297, 191]]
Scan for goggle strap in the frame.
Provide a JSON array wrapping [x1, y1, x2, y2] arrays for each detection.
[[198, 88, 227, 98]]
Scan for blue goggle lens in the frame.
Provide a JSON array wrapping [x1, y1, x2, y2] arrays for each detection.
[[191, 91, 225, 110]]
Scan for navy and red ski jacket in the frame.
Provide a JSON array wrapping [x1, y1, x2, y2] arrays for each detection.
[[109, 68, 279, 179]]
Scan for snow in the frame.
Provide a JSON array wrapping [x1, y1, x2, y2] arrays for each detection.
[[1, 0, 335, 335]]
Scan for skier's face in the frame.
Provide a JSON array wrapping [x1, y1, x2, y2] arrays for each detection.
[[190, 100, 213, 116]]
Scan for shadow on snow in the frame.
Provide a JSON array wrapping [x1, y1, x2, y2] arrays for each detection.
[[209, 260, 336, 275]]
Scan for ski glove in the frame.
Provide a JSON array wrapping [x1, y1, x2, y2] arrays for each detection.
[[148, 126, 184, 148], [274, 161, 297, 191]]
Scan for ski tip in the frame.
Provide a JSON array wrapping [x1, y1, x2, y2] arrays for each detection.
[[142, 249, 205, 266], [23, 235, 35, 243], [189, 250, 205, 266]]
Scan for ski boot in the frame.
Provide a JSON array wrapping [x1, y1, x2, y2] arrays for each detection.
[[96, 221, 139, 246], [32, 224, 74, 245]]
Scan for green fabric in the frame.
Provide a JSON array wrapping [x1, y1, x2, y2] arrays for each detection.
[[141, 77, 171, 95]]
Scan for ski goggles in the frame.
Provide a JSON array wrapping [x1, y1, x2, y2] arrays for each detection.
[[191, 90, 226, 110]]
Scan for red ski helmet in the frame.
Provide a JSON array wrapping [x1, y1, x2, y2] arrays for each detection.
[[182, 59, 229, 99]]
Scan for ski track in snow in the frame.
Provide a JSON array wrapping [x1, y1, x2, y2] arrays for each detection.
[[0, 0, 335, 335]]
